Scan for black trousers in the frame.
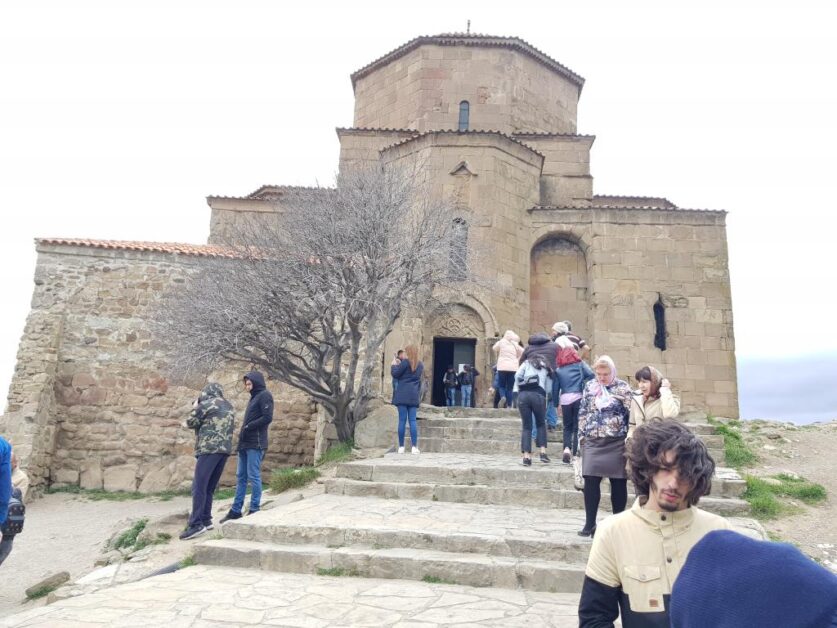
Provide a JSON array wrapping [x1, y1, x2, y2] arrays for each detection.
[[518, 390, 547, 453], [188, 453, 228, 528], [582, 476, 628, 530], [561, 399, 582, 455]]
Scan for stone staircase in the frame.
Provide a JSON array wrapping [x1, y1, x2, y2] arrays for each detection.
[[195, 406, 763, 595]]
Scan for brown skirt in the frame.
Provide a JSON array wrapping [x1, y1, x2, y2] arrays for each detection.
[[581, 436, 627, 479]]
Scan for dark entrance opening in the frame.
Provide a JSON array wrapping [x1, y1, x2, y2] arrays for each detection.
[[432, 337, 476, 406]]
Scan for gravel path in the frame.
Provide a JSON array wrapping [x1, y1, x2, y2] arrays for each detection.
[[0, 492, 192, 618]]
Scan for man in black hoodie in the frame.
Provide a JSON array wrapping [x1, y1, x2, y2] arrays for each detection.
[[220, 371, 274, 522], [521, 333, 559, 432]]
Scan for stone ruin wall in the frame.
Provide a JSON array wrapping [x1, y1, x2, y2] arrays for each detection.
[[0, 243, 317, 492]]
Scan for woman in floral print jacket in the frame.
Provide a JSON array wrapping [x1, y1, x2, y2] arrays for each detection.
[[577, 355, 632, 537]]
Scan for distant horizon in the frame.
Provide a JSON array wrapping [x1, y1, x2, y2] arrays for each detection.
[[737, 352, 837, 425]]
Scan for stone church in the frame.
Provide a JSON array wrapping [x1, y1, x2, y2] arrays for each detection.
[[1, 34, 738, 492]]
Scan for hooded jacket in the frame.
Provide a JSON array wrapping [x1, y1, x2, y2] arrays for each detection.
[[187, 382, 235, 456], [492, 330, 523, 372], [238, 371, 274, 451], [520, 332, 559, 370]]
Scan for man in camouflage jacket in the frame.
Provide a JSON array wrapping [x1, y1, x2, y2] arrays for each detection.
[[180, 382, 235, 540]]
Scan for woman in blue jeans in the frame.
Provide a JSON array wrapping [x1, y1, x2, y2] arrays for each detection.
[[391, 344, 423, 454]]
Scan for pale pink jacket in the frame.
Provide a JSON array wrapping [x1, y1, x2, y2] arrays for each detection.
[[493, 330, 523, 372]]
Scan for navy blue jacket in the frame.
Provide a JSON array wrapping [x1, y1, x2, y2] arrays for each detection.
[[0, 437, 11, 525], [391, 360, 424, 407], [552, 360, 595, 406], [238, 371, 274, 451]]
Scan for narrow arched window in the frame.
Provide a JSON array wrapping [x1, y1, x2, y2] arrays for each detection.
[[653, 295, 667, 351], [458, 101, 470, 131], [449, 218, 468, 279]]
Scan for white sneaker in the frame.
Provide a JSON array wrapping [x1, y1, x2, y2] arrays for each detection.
[[397, 446, 405, 454], [411, 447, 420, 454]]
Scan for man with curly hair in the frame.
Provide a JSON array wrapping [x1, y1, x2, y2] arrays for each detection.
[[579, 420, 731, 628]]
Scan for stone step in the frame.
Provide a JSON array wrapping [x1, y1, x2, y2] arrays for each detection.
[[417, 405, 519, 419], [194, 539, 587, 593], [324, 478, 750, 516], [336, 453, 747, 499], [415, 435, 727, 464], [219, 494, 593, 563], [419, 424, 724, 449]]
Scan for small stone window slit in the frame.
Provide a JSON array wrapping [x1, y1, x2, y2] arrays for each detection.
[[653, 295, 667, 351], [458, 101, 470, 131]]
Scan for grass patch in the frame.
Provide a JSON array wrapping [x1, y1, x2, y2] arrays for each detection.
[[25, 584, 59, 601], [113, 519, 148, 550], [422, 575, 457, 585], [744, 474, 827, 520], [316, 441, 356, 467], [132, 532, 172, 553], [316, 567, 359, 577], [269, 466, 320, 493], [47, 486, 190, 502], [179, 554, 196, 568], [708, 419, 758, 468]]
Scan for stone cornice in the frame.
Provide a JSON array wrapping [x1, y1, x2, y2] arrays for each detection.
[[351, 33, 585, 92]]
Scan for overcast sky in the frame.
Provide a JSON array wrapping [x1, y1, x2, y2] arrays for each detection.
[[1, 1, 835, 421]]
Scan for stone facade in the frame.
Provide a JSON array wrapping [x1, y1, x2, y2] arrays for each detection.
[[2, 33, 739, 490], [0, 243, 315, 490]]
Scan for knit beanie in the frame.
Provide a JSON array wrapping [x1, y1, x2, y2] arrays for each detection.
[[551, 321, 569, 335], [670, 530, 837, 628]]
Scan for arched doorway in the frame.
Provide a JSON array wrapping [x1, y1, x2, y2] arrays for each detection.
[[424, 304, 486, 407], [530, 237, 589, 340]]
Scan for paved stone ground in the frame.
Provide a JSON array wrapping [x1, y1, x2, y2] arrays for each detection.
[[1, 565, 601, 627], [224, 493, 591, 545]]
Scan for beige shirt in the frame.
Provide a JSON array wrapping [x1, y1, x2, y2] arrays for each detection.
[[585, 497, 731, 614], [627, 387, 680, 439]]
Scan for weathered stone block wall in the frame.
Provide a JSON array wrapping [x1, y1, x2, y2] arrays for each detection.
[[531, 207, 738, 417], [353, 45, 580, 134], [1, 244, 317, 490], [517, 134, 594, 206], [337, 128, 418, 171]]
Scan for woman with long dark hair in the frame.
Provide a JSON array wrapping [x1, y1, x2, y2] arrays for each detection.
[[391, 344, 423, 454], [577, 355, 631, 537]]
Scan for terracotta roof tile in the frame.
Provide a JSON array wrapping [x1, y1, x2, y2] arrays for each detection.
[[380, 129, 545, 160], [512, 132, 596, 140], [36, 238, 239, 258], [351, 33, 584, 91], [532, 205, 725, 214], [593, 194, 676, 209], [336, 127, 419, 134]]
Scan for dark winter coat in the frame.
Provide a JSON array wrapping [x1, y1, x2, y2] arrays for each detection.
[[391, 360, 424, 407], [238, 371, 274, 451], [520, 333, 559, 370]]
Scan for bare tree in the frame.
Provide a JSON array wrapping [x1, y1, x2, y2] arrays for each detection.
[[154, 161, 480, 442]]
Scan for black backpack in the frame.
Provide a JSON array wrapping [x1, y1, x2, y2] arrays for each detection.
[[2, 496, 25, 536]]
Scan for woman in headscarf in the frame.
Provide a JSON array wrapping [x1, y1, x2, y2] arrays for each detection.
[[577, 355, 632, 537], [628, 365, 680, 440]]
